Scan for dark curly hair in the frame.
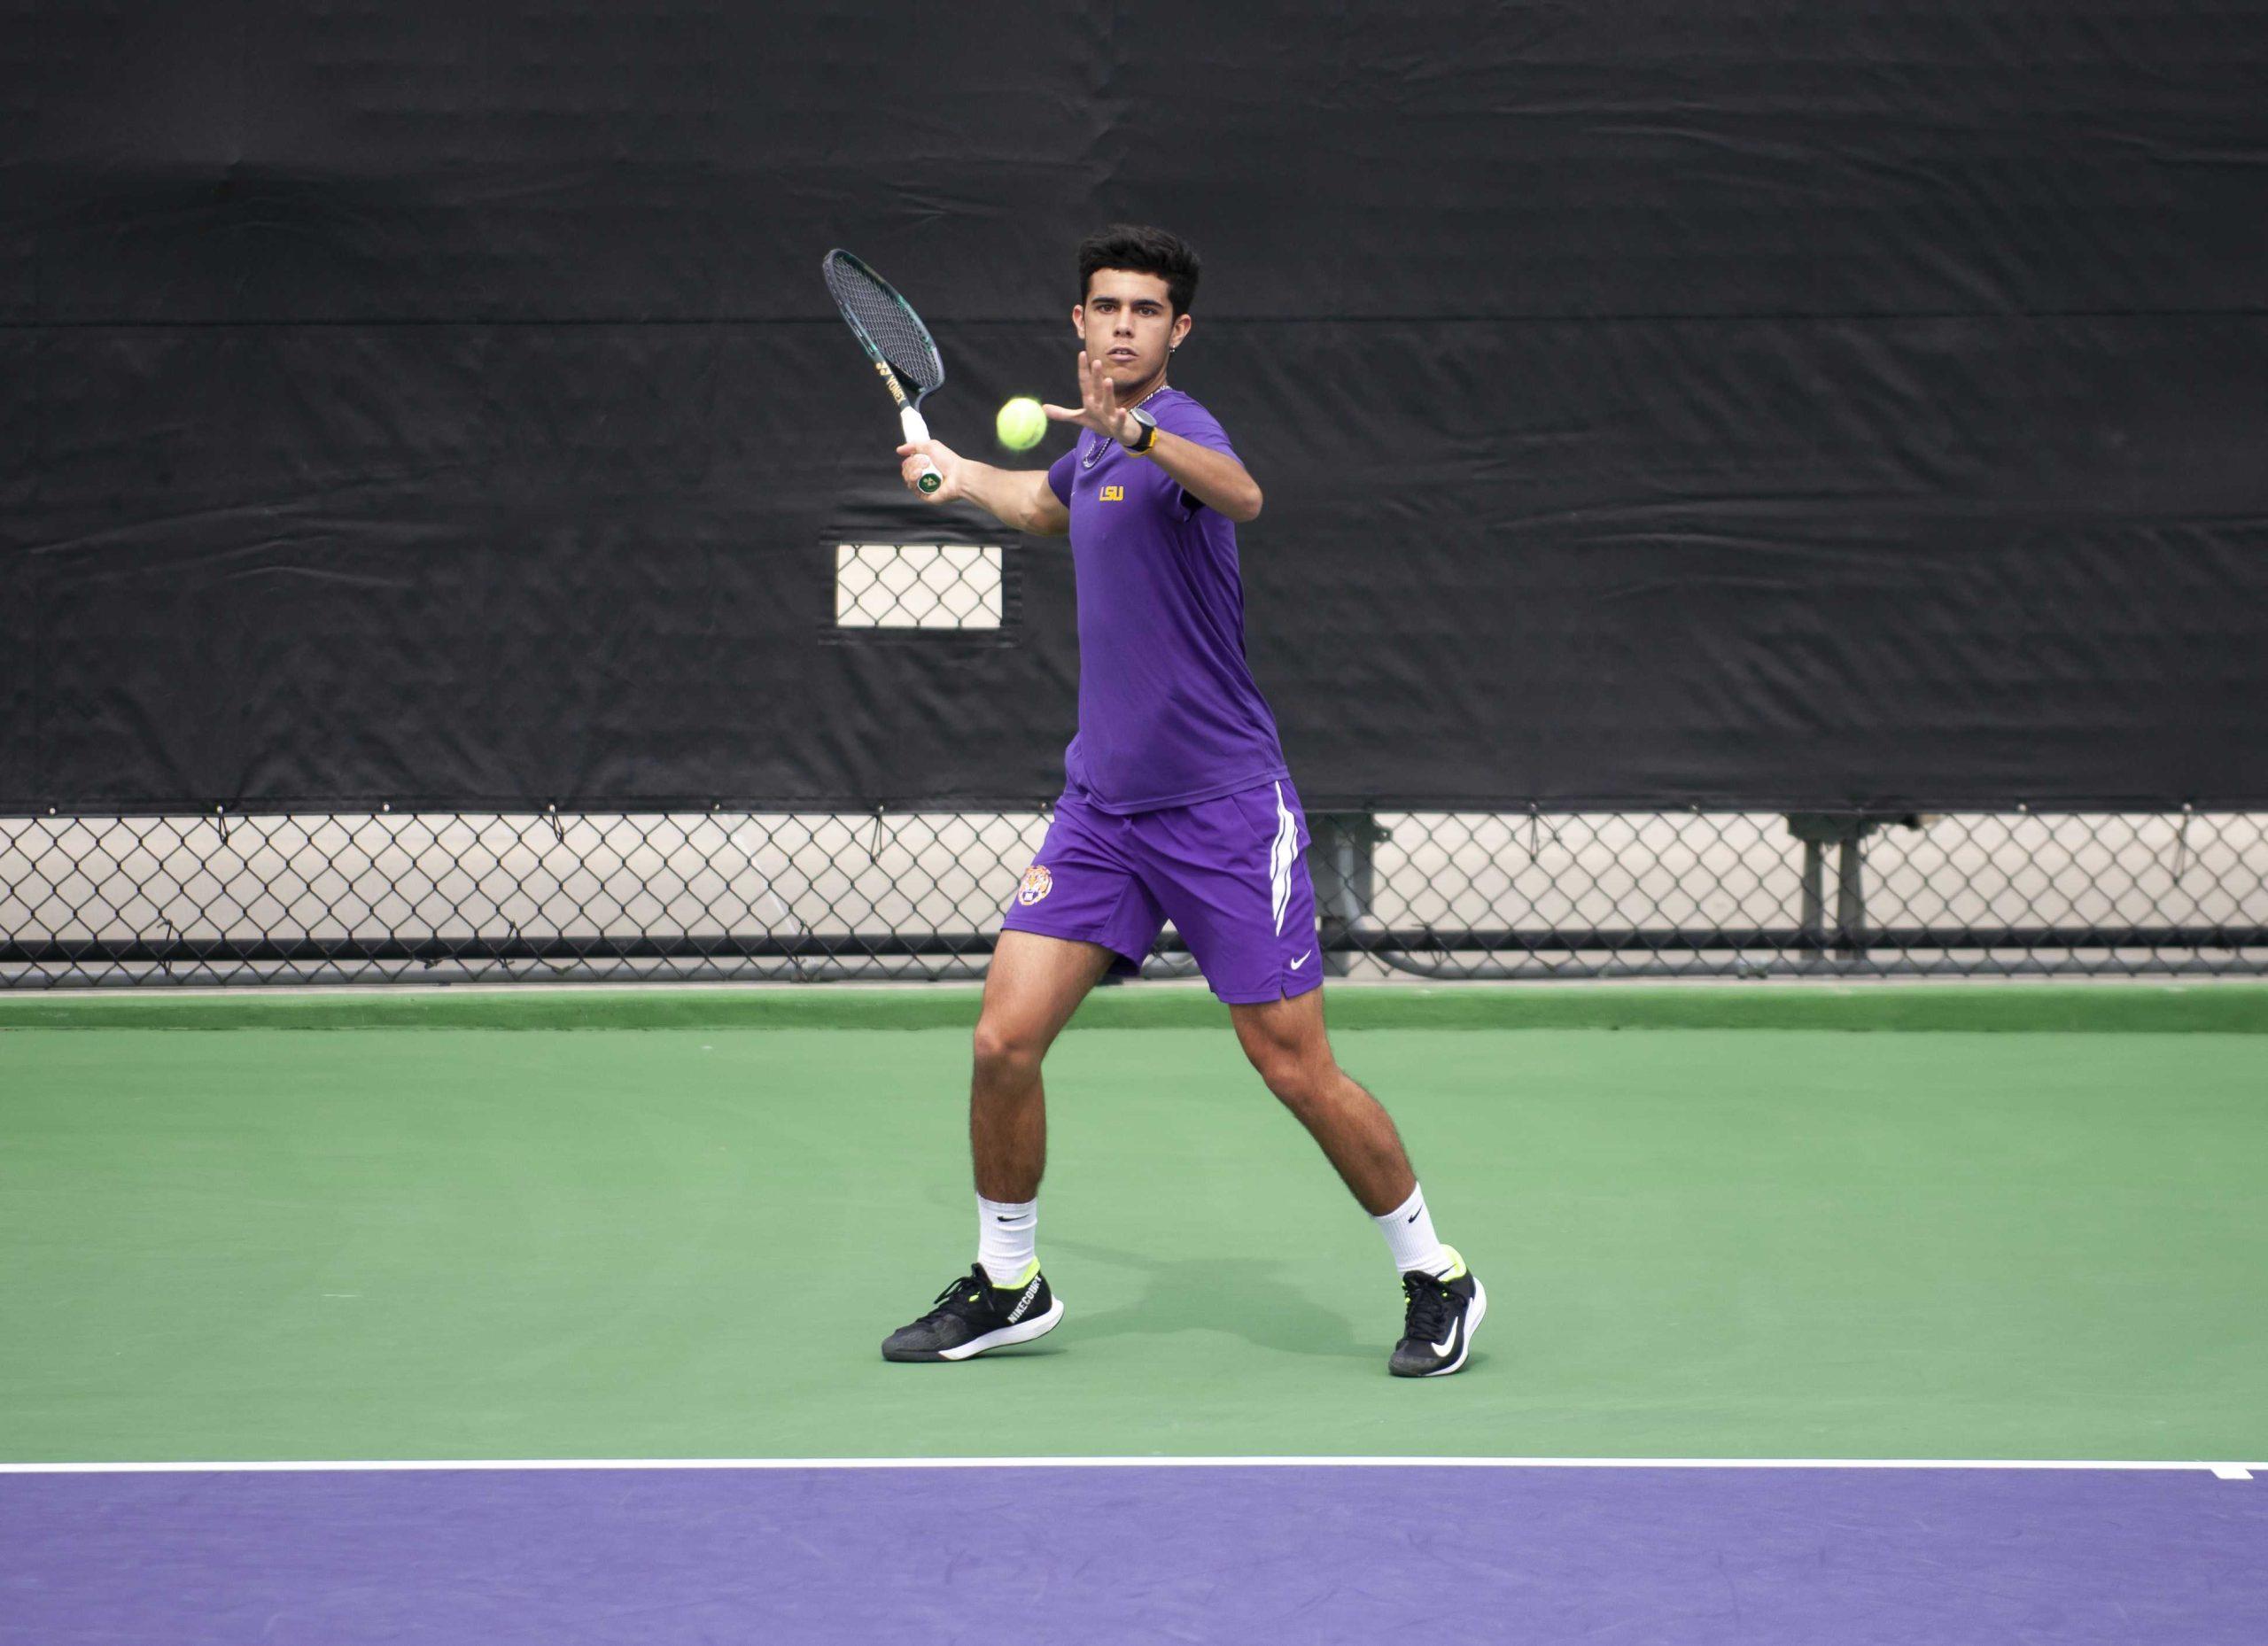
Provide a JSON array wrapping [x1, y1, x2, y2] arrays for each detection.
[[1076, 223, 1200, 316]]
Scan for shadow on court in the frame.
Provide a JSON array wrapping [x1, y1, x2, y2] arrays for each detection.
[[1047, 1235, 1378, 1363]]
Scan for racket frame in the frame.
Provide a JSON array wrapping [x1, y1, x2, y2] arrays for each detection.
[[823, 248, 945, 493]]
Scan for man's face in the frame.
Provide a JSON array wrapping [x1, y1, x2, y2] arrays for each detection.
[[1074, 268, 1192, 393]]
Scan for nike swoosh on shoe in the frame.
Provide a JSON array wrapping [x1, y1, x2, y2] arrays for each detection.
[[1431, 1318, 1459, 1358]]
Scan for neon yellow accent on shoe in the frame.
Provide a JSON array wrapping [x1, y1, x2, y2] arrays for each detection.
[[985, 1258, 1041, 1290], [1438, 1246, 1467, 1282]]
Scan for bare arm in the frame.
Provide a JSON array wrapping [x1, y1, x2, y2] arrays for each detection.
[[1044, 352, 1264, 524], [896, 439, 1069, 536], [1130, 426, 1264, 524]]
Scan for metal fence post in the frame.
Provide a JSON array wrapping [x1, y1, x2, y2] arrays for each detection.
[[1311, 812, 1390, 976]]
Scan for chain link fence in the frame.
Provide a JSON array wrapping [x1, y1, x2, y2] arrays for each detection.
[[4, 804, 2263, 989], [8, 548, 2263, 990]]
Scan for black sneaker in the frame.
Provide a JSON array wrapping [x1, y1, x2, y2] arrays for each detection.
[[880, 1263, 1064, 1363], [1390, 1248, 1486, 1378]]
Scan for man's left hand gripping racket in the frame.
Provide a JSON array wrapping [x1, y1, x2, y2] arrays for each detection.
[[823, 248, 947, 493]]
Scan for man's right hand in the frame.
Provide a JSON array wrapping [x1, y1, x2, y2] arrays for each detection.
[[890, 442, 1070, 537], [896, 439, 963, 502]]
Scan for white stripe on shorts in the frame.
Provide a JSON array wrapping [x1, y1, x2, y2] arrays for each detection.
[[1269, 780, 1298, 936]]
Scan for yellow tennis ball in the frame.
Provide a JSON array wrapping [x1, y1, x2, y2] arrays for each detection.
[[996, 396, 1047, 452]]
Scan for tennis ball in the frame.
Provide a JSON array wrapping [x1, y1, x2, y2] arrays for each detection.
[[996, 396, 1047, 452]]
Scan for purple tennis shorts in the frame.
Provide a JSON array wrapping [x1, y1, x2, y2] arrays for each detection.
[[1000, 777, 1322, 1005]]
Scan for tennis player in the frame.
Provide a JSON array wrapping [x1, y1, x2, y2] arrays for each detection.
[[880, 225, 1484, 1377]]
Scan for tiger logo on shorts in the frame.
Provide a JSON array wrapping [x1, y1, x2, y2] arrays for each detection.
[[1017, 865, 1054, 905]]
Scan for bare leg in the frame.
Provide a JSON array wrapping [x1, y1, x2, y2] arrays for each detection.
[[1228, 987, 1418, 1216], [969, 930, 1118, 1201]]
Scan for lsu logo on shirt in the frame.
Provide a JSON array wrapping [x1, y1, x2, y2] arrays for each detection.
[[1099, 485, 1125, 501], [1017, 865, 1054, 905]]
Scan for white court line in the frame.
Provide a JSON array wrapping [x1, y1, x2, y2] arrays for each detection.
[[0, 1456, 2256, 1479]]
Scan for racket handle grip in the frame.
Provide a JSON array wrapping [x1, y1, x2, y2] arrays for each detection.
[[900, 408, 943, 494]]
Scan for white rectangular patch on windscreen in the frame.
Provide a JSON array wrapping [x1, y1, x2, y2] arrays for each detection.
[[835, 544, 1002, 629]]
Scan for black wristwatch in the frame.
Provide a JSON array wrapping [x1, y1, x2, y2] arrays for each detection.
[[1122, 406, 1160, 454]]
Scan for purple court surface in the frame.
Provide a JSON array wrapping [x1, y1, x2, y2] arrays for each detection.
[[4, 1464, 2264, 1643]]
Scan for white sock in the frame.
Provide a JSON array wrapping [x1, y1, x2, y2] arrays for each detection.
[[1374, 1184, 1456, 1277], [977, 1195, 1038, 1287]]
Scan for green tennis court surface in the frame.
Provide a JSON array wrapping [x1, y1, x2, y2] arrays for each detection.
[[4, 985, 2264, 1466]]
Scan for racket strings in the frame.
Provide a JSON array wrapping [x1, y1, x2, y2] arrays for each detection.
[[823, 252, 944, 395]]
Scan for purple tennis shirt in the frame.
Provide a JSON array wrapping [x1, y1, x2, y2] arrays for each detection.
[[1045, 387, 1288, 813]]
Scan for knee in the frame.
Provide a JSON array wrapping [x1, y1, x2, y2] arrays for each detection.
[[1254, 1047, 1335, 1114], [972, 1017, 1045, 1088]]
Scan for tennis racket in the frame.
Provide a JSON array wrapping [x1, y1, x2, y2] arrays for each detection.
[[822, 248, 947, 494]]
